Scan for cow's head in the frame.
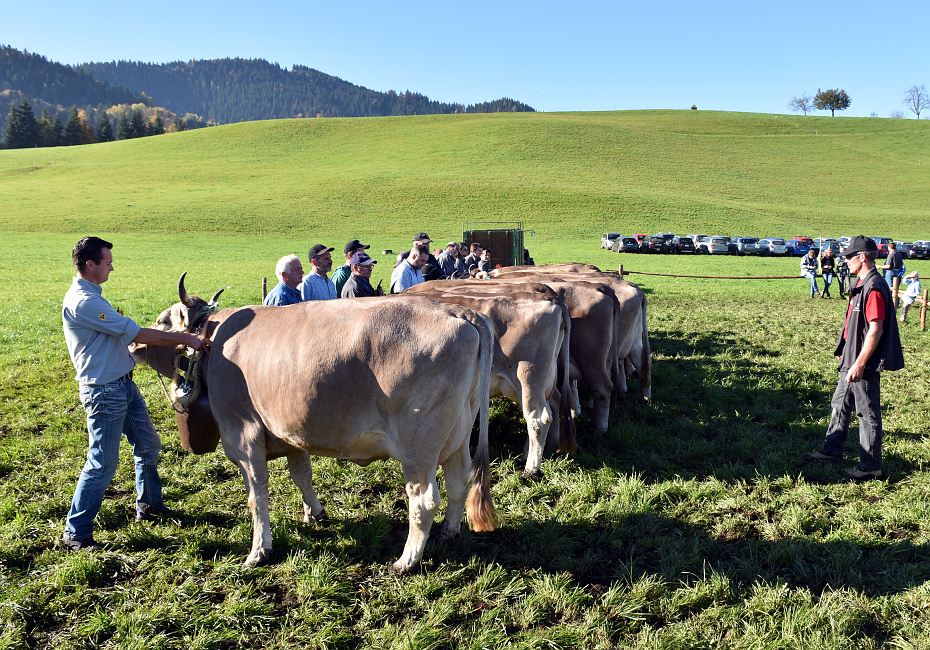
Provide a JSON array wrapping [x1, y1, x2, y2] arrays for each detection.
[[130, 272, 223, 378]]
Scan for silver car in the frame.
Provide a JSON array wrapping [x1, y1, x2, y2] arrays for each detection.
[[758, 238, 788, 256]]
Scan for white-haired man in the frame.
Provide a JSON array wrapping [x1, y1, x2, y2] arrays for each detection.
[[263, 254, 304, 306], [899, 271, 923, 323]]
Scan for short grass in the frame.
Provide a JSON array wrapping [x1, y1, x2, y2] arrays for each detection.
[[1, 234, 928, 648], [1, 110, 929, 242]]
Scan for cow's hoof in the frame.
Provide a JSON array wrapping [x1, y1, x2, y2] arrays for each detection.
[[244, 547, 273, 567], [522, 468, 544, 482], [436, 527, 460, 544], [304, 508, 327, 525], [389, 560, 420, 575]]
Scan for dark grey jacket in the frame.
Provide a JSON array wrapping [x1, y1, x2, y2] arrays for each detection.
[[834, 268, 904, 373]]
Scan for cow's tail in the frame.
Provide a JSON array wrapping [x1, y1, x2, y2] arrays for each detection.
[[640, 293, 652, 402], [606, 289, 623, 409], [556, 304, 578, 454], [467, 313, 499, 532]]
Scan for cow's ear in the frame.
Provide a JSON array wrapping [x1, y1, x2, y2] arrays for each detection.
[[171, 304, 189, 330]]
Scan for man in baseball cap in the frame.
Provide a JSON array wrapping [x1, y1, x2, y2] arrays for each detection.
[[332, 239, 371, 298], [341, 251, 383, 298], [299, 244, 337, 301], [805, 235, 903, 480]]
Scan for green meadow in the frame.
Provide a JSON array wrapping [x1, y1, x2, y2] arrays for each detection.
[[1, 111, 929, 648]]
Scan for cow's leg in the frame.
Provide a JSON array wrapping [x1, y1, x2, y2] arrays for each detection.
[[518, 369, 553, 480], [586, 374, 612, 434], [286, 451, 325, 523], [437, 440, 470, 543], [391, 468, 441, 574], [545, 392, 561, 454], [224, 428, 274, 567]]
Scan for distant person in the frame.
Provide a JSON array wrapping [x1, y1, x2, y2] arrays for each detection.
[[436, 241, 467, 279], [390, 243, 428, 293], [818, 247, 836, 299], [836, 254, 850, 298], [523, 248, 535, 265], [332, 239, 370, 298], [800, 248, 820, 298], [263, 254, 304, 306], [341, 252, 383, 298], [881, 242, 905, 289], [478, 249, 491, 274], [804, 236, 904, 481], [462, 243, 483, 274], [299, 244, 337, 301], [61, 236, 210, 551], [899, 271, 923, 323]]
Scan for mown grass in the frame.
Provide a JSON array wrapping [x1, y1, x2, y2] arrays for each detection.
[[1, 231, 928, 648], [1, 110, 929, 241]]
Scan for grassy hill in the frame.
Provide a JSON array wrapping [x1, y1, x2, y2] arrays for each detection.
[[2, 110, 928, 242]]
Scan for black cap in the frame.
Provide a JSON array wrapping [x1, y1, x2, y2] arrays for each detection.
[[343, 239, 370, 254], [843, 235, 877, 258], [308, 244, 334, 259], [414, 232, 432, 243]]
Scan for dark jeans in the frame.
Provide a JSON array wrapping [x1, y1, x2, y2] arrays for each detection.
[[821, 371, 883, 470]]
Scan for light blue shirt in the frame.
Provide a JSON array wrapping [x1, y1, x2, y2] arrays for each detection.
[[263, 282, 303, 306], [300, 273, 337, 301], [390, 260, 424, 294], [62, 277, 141, 385]]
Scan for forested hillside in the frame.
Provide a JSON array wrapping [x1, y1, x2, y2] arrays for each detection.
[[80, 59, 534, 122]]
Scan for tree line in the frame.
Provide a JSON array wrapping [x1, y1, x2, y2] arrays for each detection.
[[789, 86, 929, 118], [4, 98, 211, 149]]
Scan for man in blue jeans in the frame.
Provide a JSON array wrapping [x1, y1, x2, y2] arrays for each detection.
[[62, 237, 210, 550]]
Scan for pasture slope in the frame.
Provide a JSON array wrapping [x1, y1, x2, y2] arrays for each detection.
[[1, 111, 929, 648]]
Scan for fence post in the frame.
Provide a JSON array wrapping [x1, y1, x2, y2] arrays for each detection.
[[261, 277, 267, 301], [619, 264, 624, 277], [921, 289, 928, 332]]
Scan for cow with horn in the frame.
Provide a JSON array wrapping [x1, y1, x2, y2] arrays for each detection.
[[132, 274, 497, 573]]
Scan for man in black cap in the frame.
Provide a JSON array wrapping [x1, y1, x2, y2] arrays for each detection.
[[332, 239, 370, 298], [805, 235, 904, 480], [299, 244, 337, 301], [395, 232, 441, 277], [341, 252, 383, 298]]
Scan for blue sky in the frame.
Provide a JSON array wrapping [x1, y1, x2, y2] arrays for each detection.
[[5, 0, 929, 117]]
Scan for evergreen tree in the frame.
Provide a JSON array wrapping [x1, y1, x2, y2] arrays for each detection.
[[5, 99, 40, 148], [175, 116, 186, 131], [63, 107, 83, 145], [146, 114, 164, 136], [96, 113, 114, 142], [129, 107, 146, 138], [37, 109, 60, 147], [117, 112, 131, 139], [51, 114, 63, 145]]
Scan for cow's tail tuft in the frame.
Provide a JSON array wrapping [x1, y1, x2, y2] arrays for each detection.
[[556, 304, 578, 454], [467, 314, 499, 532], [640, 293, 652, 402]]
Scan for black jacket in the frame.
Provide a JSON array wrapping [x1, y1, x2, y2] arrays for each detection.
[[834, 268, 904, 373]]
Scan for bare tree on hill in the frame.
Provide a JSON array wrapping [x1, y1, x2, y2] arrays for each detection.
[[903, 84, 928, 119], [788, 93, 813, 115]]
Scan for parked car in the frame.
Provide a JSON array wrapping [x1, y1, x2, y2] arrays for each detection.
[[729, 237, 758, 256], [685, 234, 708, 248], [786, 237, 814, 257], [758, 238, 788, 256], [632, 234, 649, 252], [644, 235, 671, 254], [613, 236, 641, 253], [894, 241, 914, 258], [601, 232, 621, 249], [698, 236, 729, 254], [909, 240, 930, 260], [672, 235, 696, 254], [812, 238, 839, 255], [870, 236, 894, 258]]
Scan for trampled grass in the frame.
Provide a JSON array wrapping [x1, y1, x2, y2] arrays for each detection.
[[1, 232, 928, 648], [1, 110, 929, 647]]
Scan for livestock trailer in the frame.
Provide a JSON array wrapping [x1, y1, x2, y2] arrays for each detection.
[[461, 221, 527, 268]]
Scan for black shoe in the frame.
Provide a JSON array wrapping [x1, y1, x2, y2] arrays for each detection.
[[136, 505, 180, 522], [840, 464, 885, 481], [62, 532, 100, 551], [805, 450, 843, 463]]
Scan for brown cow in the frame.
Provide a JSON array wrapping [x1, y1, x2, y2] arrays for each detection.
[[401, 282, 576, 477], [131, 276, 497, 573]]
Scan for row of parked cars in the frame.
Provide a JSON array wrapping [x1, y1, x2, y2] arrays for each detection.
[[599, 233, 930, 259]]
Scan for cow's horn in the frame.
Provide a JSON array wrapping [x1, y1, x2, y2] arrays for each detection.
[[208, 288, 224, 306], [178, 272, 194, 307]]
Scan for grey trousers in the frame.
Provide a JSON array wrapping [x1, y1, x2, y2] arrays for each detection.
[[821, 371, 883, 470]]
